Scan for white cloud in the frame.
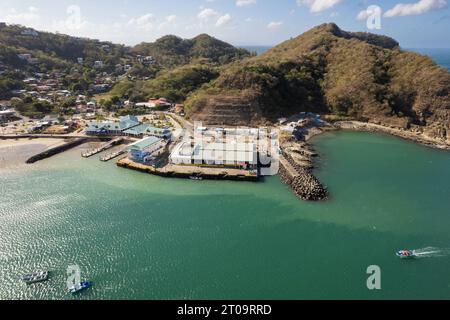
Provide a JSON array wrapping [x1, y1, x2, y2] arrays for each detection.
[[28, 6, 39, 14], [297, 0, 343, 13], [198, 8, 219, 21], [2, 7, 41, 26], [357, 10, 370, 21], [158, 15, 177, 30], [166, 15, 177, 23], [135, 14, 155, 26], [267, 21, 283, 29], [128, 13, 156, 31], [236, 0, 257, 7], [216, 13, 232, 27], [384, 0, 447, 17]]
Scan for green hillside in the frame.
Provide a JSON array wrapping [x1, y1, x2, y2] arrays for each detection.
[[185, 23, 450, 141]]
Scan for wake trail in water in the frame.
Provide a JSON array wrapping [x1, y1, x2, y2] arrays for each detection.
[[413, 247, 450, 258]]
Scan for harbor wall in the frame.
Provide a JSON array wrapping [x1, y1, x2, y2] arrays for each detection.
[[117, 159, 259, 182], [26, 138, 88, 164]]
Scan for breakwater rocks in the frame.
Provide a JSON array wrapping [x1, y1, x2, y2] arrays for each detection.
[[26, 138, 88, 164], [279, 144, 328, 201]]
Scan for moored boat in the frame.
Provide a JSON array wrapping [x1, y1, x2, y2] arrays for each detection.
[[21, 271, 49, 284], [68, 281, 91, 293]]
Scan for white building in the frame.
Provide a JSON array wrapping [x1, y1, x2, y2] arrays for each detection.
[[21, 29, 39, 37], [0, 110, 16, 123], [170, 141, 257, 170], [94, 61, 104, 68]]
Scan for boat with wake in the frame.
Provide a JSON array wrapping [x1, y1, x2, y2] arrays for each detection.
[[396, 250, 416, 259]]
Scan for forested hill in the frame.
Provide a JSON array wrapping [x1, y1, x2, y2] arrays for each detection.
[[0, 23, 129, 73], [130, 34, 251, 68], [0, 23, 251, 100]]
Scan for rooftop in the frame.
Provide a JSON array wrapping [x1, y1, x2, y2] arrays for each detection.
[[128, 136, 162, 151]]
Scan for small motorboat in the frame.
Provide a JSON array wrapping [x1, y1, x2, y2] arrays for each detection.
[[396, 250, 416, 259], [68, 281, 91, 294], [21, 271, 49, 284], [189, 175, 203, 181]]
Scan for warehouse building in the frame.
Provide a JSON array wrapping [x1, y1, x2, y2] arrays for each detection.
[[169, 141, 257, 170]]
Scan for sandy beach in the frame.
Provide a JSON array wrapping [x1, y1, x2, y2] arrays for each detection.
[[0, 138, 66, 168]]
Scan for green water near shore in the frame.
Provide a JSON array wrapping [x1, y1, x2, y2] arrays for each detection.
[[0, 131, 449, 300]]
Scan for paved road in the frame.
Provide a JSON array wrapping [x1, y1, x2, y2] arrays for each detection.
[[167, 113, 193, 134]]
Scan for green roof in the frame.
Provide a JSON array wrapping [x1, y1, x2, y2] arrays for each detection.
[[129, 136, 162, 151], [123, 124, 171, 136], [86, 117, 140, 132], [123, 124, 152, 135]]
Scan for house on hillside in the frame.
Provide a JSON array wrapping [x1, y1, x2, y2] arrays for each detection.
[[21, 29, 39, 37], [0, 110, 16, 123], [94, 61, 104, 69], [174, 104, 185, 115]]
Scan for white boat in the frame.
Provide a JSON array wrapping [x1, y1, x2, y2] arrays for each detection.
[[68, 281, 91, 294], [396, 250, 416, 259], [21, 271, 49, 284]]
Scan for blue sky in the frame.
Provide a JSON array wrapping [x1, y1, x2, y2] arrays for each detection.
[[1, 0, 449, 47]]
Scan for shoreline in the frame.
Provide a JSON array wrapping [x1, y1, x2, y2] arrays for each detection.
[[279, 120, 449, 202], [317, 121, 450, 151]]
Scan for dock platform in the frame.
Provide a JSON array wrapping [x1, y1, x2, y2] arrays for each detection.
[[100, 149, 127, 162], [82, 138, 124, 158]]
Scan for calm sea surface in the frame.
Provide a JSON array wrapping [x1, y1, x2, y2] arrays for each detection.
[[409, 48, 450, 71], [1, 131, 449, 300]]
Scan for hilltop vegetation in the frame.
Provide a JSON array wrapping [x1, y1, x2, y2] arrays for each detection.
[[0, 23, 129, 73], [131, 34, 251, 68], [105, 34, 249, 103], [104, 65, 219, 103], [0, 23, 250, 106], [185, 23, 449, 142]]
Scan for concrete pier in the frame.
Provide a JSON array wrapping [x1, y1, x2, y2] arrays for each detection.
[[117, 158, 259, 181], [26, 138, 88, 164]]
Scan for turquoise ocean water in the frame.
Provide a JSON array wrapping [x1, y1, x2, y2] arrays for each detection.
[[0, 131, 449, 300]]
